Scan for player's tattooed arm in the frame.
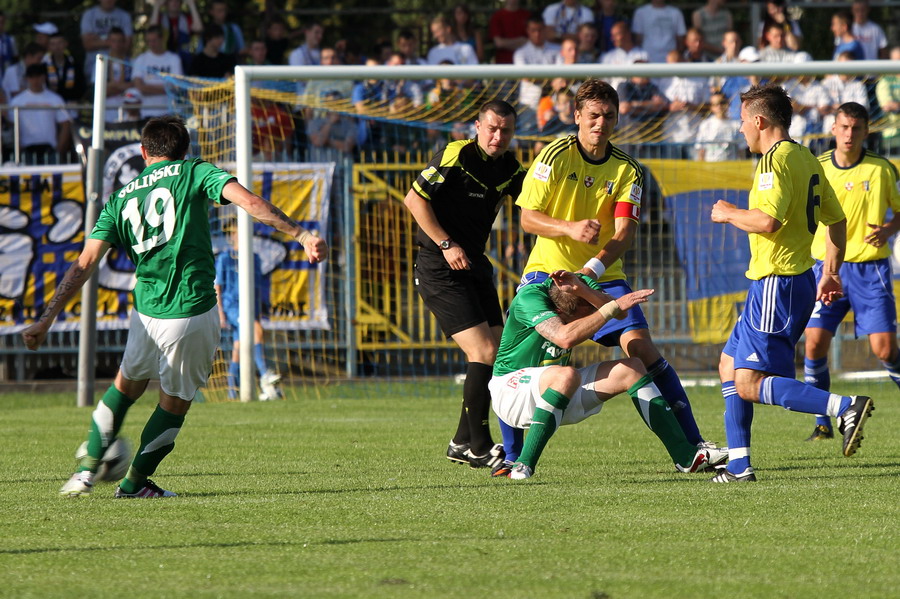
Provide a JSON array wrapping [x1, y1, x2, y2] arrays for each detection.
[[535, 316, 564, 342], [22, 239, 110, 350]]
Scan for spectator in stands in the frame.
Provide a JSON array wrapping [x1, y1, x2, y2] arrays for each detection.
[[33, 22, 57, 50], [787, 52, 831, 142], [208, 0, 244, 60], [875, 47, 900, 153], [427, 15, 479, 65], [44, 33, 86, 107], [250, 99, 294, 161], [489, 0, 530, 65], [352, 58, 389, 148], [8, 64, 71, 163], [121, 88, 143, 121], [540, 87, 577, 136], [1, 43, 46, 104], [98, 27, 133, 122], [189, 24, 236, 78], [426, 60, 464, 108], [662, 49, 710, 158], [617, 62, 668, 129], [542, 0, 594, 44], [385, 51, 423, 107], [758, 0, 801, 51], [304, 47, 354, 100], [850, 0, 887, 61], [758, 21, 796, 63], [263, 16, 290, 65], [691, 0, 731, 55], [396, 29, 427, 66], [556, 35, 578, 65], [537, 78, 578, 133], [592, 0, 627, 54], [574, 23, 600, 63], [453, 4, 484, 63], [133, 25, 184, 118], [514, 16, 560, 133], [287, 20, 323, 96], [289, 21, 324, 68], [306, 91, 356, 156], [151, 0, 203, 71], [80, 0, 134, 81], [631, 0, 686, 63], [683, 28, 714, 63], [0, 12, 17, 79], [601, 22, 647, 92], [721, 46, 762, 120], [694, 92, 740, 161], [244, 39, 269, 66], [373, 40, 394, 65], [822, 52, 869, 133], [831, 11, 865, 62], [711, 30, 742, 93]]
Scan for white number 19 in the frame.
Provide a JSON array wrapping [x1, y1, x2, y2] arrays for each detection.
[[122, 188, 176, 254]]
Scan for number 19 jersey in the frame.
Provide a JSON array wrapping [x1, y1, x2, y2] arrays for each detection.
[[746, 141, 843, 280], [90, 158, 236, 318]]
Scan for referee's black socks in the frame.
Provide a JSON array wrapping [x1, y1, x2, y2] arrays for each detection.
[[463, 362, 495, 456]]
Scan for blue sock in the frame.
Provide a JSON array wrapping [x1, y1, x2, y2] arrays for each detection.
[[804, 357, 832, 428], [227, 361, 240, 399], [498, 418, 523, 463], [254, 344, 268, 376], [880, 351, 900, 390], [722, 381, 752, 474], [648, 358, 702, 445], [758, 376, 851, 416]]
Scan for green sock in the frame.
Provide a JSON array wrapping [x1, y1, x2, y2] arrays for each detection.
[[78, 386, 135, 473], [518, 388, 570, 470], [118, 405, 185, 493], [628, 375, 697, 467]]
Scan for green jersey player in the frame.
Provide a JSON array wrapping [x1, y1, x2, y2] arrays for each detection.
[[490, 270, 714, 479], [23, 116, 327, 498]]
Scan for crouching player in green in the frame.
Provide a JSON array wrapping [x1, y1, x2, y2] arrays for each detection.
[[490, 270, 714, 479]]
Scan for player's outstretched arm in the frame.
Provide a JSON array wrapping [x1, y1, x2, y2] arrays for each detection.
[[710, 200, 781, 233], [22, 239, 110, 351], [222, 181, 327, 263]]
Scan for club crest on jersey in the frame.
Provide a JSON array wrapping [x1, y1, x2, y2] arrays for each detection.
[[629, 183, 642, 202], [584, 176, 595, 188], [845, 181, 853, 191], [758, 172, 774, 191], [605, 180, 615, 195], [533, 162, 552, 182]]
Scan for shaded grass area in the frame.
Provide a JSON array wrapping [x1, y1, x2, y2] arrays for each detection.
[[2, 380, 898, 598]]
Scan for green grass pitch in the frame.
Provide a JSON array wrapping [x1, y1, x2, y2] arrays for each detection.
[[2, 380, 898, 598]]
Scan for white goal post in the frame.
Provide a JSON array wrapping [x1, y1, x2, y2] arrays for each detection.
[[230, 59, 900, 402]]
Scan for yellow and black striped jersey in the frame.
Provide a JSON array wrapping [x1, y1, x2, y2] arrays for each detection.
[[516, 136, 643, 282], [813, 149, 900, 263], [746, 140, 844, 279]]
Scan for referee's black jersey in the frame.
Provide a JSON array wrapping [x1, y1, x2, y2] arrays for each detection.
[[412, 139, 526, 260]]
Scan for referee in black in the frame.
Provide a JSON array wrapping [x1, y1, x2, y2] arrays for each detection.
[[404, 100, 525, 470]]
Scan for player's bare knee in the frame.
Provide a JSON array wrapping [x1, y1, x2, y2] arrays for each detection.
[[613, 357, 646, 387], [734, 371, 762, 402], [717, 353, 734, 381], [543, 366, 580, 397]]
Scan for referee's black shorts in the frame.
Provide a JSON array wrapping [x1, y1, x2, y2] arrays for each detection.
[[414, 250, 503, 338]]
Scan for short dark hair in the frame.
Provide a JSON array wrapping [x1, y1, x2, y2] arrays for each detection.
[[527, 15, 545, 27], [203, 23, 225, 44], [108, 26, 126, 37], [145, 24, 163, 37], [23, 42, 45, 57], [25, 63, 47, 78], [575, 78, 619, 113], [740, 83, 792, 129], [836, 101, 869, 125], [141, 116, 191, 160], [479, 100, 517, 123], [833, 10, 852, 28]]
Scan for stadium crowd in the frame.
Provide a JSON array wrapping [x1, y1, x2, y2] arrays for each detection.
[[0, 0, 899, 162]]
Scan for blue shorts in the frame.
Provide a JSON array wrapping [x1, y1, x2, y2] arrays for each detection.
[[723, 271, 816, 378], [806, 259, 897, 337], [518, 271, 649, 347]]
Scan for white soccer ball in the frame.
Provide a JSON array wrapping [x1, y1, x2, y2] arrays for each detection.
[[75, 438, 133, 482]]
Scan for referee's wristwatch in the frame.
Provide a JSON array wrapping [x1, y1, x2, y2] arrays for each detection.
[[439, 238, 453, 250]]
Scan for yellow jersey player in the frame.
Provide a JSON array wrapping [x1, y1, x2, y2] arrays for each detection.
[[803, 102, 900, 441], [710, 84, 873, 482], [493, 78, 726, 477]]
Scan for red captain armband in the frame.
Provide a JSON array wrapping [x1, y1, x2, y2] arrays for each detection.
[[614, 200, 641, 222]]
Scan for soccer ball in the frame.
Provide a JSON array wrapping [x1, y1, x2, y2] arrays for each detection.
[[75, 438, 133, 482]]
